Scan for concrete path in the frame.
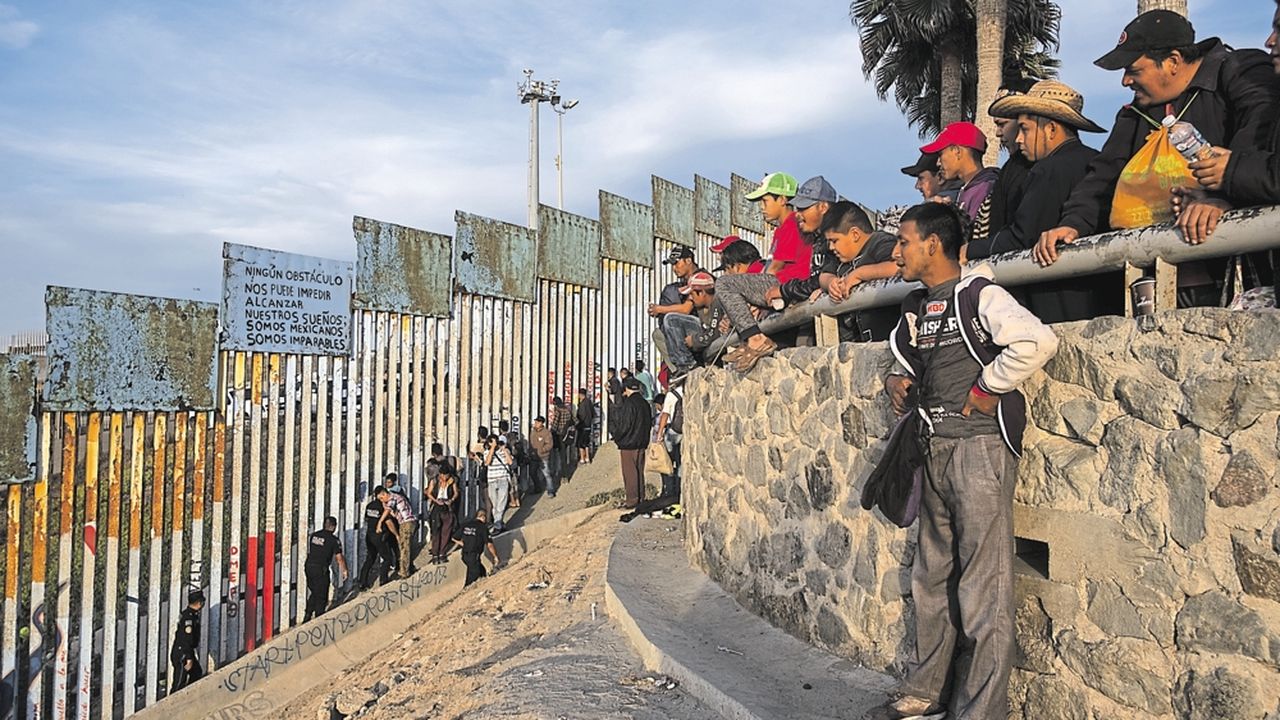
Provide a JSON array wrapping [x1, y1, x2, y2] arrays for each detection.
[[606, 518, 897, 720]]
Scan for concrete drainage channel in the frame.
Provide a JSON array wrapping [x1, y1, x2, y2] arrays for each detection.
[[605, 520, 896, 720], [135, 504, 605, 720]]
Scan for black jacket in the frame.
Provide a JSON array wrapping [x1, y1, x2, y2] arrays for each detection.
[[610, 393, 652, 450], [1223, 96, 1280, 206], [969, 139, 1099, 259], [1060, 41, 1279, 236]]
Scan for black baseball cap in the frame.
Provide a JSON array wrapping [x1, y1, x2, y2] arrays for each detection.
[[1094, 10, 1208, 71], [662, 247, 695, 265], [623, 377, 644, 391], [900, 152, 939, 177]]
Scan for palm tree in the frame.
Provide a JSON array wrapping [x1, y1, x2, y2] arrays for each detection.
[[974, 0, 1008, 166], [851, 0, 1062, 138], [1138, 0, 1187, 16]]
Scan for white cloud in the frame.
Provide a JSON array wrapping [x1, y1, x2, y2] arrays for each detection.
[[0, 4, 36, 49]]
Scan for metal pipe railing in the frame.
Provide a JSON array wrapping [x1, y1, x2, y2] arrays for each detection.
[[707, 204, 1280, 355]]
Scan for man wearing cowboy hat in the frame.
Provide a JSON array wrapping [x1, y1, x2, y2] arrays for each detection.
[[1035, 9, 1279, 261], [969, 79, 1118, 323]]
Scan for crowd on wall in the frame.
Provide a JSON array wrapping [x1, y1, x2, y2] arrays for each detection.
[[168, 9, 1280, 713]]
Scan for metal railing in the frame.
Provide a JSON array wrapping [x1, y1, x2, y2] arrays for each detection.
[[708, 204, 1280, 355]]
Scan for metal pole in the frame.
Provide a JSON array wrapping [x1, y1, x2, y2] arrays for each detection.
[[556, 110, 564, 209], [528, 98, 540, 230]]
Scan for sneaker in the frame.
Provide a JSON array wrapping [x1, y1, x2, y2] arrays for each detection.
[[863, 696, 947, 720]]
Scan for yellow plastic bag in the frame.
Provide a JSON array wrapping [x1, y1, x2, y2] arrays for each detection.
[[1109, 125, 1194, 230]]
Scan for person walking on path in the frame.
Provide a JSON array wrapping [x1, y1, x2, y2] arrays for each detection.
[[484, 435, 516, 533], [425, 463, 459, 564], [530, 415, 556, 497], [382, 484, 417, 578], [610, 377, 652, 509], [453, 508, 502, 587], [575, 388, 595, 465], [359, 486, 397, 589], [869, 202, 1057, 720], [303, 516, 349, 623], [169, 589, 205, 693]]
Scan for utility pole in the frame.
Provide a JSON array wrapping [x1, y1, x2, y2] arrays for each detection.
[[517, 70, 561, 230]]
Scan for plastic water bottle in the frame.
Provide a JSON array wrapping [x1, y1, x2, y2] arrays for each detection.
[[1162, 116, 1215, 162]]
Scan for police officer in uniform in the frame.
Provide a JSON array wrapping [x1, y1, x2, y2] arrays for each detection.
[[360, 487, 397, 589], [169, 589, 205, 693], [452, 508, 501, 586], [303, 516, 348, 622]]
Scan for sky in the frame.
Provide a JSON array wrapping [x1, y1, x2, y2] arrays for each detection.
[[0, 0, 1264, 335]]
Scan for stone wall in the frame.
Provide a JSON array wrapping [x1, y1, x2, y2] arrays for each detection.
[[682, 308, 1280, 719]]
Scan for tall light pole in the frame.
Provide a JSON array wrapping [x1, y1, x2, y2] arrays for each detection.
[[553, 99, 579, 209], [518, 70, 561, 230]]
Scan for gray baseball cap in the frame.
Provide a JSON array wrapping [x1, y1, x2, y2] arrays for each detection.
[[791, 176, 838, 210]]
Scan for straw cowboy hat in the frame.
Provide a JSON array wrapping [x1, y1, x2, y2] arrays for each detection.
[[988, 79, 1106, 133]]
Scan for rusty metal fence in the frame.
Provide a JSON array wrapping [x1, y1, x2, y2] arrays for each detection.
[[0, 173, 764, 720]]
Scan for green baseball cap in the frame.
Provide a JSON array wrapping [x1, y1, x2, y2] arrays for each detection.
[[744, 172, 798, 201]]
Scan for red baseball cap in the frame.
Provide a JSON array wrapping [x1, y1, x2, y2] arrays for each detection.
[[678, 271, 716, 295], [710, 235, 741, 253], [920, 121, 988, 154]]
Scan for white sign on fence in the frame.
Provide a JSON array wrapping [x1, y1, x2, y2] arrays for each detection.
[[221, 243, 353, 355]]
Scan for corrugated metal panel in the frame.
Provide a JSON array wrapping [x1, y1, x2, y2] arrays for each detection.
[[0, 354, 36, 482], [694, 175, 731, 238], [352, 216, 453, 317], [453, 212, 538, 303], [652, 176, 694, 247], [221, 243, 353, 356], [537, 205, 602, 289], [599, 191, 654, 268], [44, 287, 218, 411], [730, 173, 767, 235]]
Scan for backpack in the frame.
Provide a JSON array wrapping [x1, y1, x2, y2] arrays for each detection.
[[668, 388, 685, 436]]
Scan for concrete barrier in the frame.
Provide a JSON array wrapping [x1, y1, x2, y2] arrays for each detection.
[[136, 505, 605, 720]]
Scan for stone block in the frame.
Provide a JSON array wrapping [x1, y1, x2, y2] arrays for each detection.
[[1174, 666, 1262, 720], [1100, 416, 1164, 513], [1213, 449, 1273, 508], [1086, 579, 1146, 640], [805, 450, 835, 512], [1231, 532, 1280, 604], [1022, 675, 1088, 720], [841, 403, 868, 449], [815, 522, 852, 570], [816, 604, 851, 648], [1182, 370, 1241, 437], [1056, 631, 1172, 715], [1014, 595, 1056, 673], [852, 524, 880, 594], [1157, 427, 1209, 548], [1115, 374, 1182, 430], [1059, 396, 1118, 446], [1175, 591, 1280, 666]]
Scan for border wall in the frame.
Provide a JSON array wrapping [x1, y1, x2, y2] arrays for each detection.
[[0, 172, 766, 720]]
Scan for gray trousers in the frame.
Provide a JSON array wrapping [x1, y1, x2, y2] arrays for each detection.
[[715, 273, 779, 338], [903, 433, 1015, 720]]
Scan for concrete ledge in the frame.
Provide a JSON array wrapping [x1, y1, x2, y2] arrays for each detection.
[[137, 504, 605, 720], [605, 519, 896, 720]]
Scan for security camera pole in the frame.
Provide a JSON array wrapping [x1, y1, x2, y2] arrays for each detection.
[[518, 70, 578, 226]]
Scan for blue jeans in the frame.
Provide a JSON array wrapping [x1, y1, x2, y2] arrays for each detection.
[[661, 313, 704, 371]]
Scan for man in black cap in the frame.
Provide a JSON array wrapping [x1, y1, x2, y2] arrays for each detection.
[[169, 589, 205, 693], [648, 246, 706, 368], [1036, 9, 1279, 259], [303, 516, 348, 622], [609, 377, 652, 509], [453, 508, 501, 586], [1184, 3, 1280, 227], [901, 152, 961, 205]]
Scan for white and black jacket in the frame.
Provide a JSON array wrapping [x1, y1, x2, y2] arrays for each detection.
[[889, 264, 1058, 456]]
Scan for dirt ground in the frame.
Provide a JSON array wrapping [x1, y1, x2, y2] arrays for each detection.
[[274, 450, 716, 720]]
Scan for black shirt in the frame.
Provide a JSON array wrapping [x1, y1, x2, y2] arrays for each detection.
[[916, 279, 1000, 439], [833, 231, 900, 343], [363, 498, 385, 535], [171, 606, 201, 655], [305, 529, 343, 568], [1060, 41, 1279, 235], [455, 518, 490, 555]]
